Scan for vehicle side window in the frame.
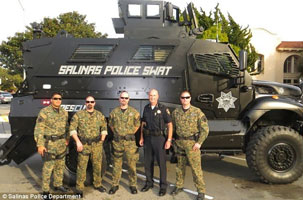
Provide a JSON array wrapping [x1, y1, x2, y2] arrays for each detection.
[[69, 44, 115, 63], [130, 45, 174, 63], [191, 53, 239, 77], [128, 4, 142, 18], [146, 4, 160, 18]]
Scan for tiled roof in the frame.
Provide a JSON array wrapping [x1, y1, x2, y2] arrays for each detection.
[[277, 41, 303, 52]]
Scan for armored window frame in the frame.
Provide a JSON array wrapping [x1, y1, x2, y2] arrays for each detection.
[[130, 45, 174, 63], [146, 4, 161, 19], [191, 53, 239, 77], [128, 4, 142, 18], [172, 8, 179, 22], [69, 44, 115, 63]]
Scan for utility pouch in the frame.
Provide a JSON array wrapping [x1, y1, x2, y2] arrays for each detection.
[[143, 129, 150, 136], [42, 152, 55, 161]]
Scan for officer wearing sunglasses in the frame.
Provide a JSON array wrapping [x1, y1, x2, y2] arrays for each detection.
[[69, 96, 108, 197], [108, 91, 141, 195], [171, 91, 209, 200], [34, 92, 69, 199]]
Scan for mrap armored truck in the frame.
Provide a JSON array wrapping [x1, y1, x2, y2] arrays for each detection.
[[1, 0, 303, 184]]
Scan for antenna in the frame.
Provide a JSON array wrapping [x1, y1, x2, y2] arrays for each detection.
[[216, 18, 219, 42], [17, 0, 27, 33], [18, 0, 25, 11], [182, 10, 189, 26]]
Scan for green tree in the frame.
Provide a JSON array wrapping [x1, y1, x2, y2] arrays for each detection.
[[0, 11, 107, 75], [0, 68, 23, 92], [201, 24, 229, 43], [194, 4, 259, 72]]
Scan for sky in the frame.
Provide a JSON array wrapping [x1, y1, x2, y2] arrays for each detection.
[[0, 0, 303, 42]]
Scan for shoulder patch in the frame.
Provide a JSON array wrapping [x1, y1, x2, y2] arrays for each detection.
[[37, 116, 44, 123], [201, 115, 207, 122]]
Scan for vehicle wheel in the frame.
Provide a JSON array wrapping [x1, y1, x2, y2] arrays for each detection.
[[64, 142, 108, 186], [246, 125, 303, 184]]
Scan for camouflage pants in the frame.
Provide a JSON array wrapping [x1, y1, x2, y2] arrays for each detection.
[[111, 140, 139, 187], [42, 139, 66, 192], [76, 141, 103, 191], [175, 140, 206, 193]]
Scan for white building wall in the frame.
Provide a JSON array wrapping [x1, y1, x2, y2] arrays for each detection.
[[250, 28, 282, 82]]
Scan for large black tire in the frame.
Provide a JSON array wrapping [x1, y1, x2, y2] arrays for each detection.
[[246, 125, 303, 184], [63, 143, 107, 186]]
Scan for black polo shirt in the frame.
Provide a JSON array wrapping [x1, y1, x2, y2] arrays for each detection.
[[142, 103, 172, 131]]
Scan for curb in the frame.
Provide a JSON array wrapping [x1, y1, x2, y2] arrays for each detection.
[[0, 134, 11, 138]]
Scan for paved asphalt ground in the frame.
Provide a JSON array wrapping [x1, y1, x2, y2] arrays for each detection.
[[0, 104, 303, 200]]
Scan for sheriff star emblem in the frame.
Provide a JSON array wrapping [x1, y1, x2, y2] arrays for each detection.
[[216, 91, 237, 112]]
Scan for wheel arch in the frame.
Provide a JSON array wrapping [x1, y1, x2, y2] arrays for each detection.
[[243, 109, 303, 150]]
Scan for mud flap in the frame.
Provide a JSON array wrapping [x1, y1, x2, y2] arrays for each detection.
[[0, 134, 36, 165]]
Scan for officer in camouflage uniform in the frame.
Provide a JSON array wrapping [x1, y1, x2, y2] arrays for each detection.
[[108, 91, 140, 195], [70, 96, 108, 196], [171, 91, 209, 200], [34, 92, 69, 199]]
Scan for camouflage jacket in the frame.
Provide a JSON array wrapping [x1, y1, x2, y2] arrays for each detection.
[[34, 105, 69, 147], [172, 105, 209, 145], [69, 109, 107, 139], [109, 106, 140, 136]]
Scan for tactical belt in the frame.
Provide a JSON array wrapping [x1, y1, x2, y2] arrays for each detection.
[[43, 150, 66, 161], [79, 135, 101, 145], [176, 134, 196, 140], [144, 129, 164, 136], [177, 152, 187, 157], [114, 134, 135, 142], [44, 134, 66, 142]]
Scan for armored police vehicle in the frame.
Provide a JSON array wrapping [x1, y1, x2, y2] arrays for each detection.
[[1, 0, 303, 185]]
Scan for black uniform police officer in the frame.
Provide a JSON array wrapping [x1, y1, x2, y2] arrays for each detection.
[[139, 89, 173, 196]]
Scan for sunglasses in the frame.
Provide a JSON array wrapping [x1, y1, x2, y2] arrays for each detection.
[[86, 101, 95, 103], [52, 98, 62, 100], [120, 97, 129, 100], [180, 96, 191, 99]]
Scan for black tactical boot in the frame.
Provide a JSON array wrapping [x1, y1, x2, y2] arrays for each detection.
[[75, 189, 83, 198], [141, 184, 153, 192], [54, 186, 69, 192], [171, 187, 183, 196], [109, 186, 119, 195], [94, 186, 107, 193], [130, 186, 138, 194], [196, 192, 205, 200]]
